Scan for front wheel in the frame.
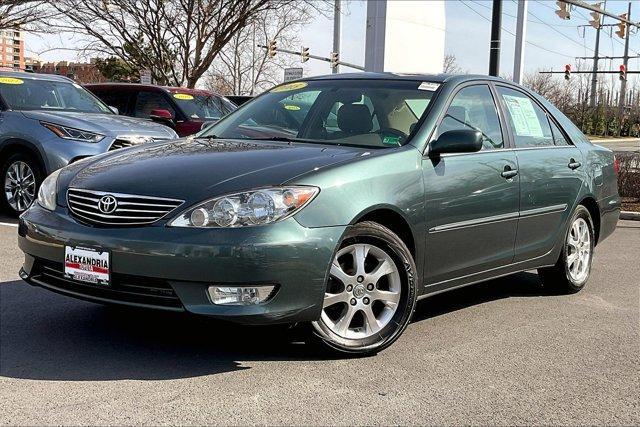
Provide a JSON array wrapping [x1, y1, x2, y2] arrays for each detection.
[[311, 221, 417, 355], [1, 153, 42, 216], [538, 205, 595, 294]]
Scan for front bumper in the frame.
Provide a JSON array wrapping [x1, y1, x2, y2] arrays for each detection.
[[18, 204, 345, 324]]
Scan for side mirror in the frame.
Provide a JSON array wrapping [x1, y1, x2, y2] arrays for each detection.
[[109, 106, 119, 115], [150, 109, 174, 127], [429, 129, 483, 157]]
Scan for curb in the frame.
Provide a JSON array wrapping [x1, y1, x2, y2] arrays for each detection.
[[620, 211, 640, 221]]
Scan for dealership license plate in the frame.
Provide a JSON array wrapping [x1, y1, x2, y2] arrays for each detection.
[[64, 246, 110, 286]]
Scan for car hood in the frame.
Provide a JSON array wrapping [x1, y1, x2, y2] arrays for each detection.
[[21, 110, 177, 139], [60, 138, 369, 205]]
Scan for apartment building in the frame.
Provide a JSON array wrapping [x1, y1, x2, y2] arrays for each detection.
[[0, 29, 24, 70]]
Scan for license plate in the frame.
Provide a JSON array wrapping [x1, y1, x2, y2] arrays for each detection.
[[64, 246, 110, 286]]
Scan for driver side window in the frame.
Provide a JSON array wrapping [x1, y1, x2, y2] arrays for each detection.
[[437, 85, 504, 150]]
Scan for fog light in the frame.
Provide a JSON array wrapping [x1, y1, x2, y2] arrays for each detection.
[[207, 285, 276, 305]]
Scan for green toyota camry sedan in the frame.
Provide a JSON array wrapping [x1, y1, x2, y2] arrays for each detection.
[[18, 73, 620, 354]]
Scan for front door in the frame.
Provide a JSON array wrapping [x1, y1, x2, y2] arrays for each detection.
[[494, 85, 585, 262], [423, 84, 520, 286]]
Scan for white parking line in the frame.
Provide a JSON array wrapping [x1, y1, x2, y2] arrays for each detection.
[[0, 222, 18, 228]]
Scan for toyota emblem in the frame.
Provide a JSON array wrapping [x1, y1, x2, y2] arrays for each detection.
[[98, 195, 118, 214]]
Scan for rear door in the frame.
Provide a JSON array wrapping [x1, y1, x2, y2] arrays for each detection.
[[423, 83, 520, 286], [494, 84, 585, 262]]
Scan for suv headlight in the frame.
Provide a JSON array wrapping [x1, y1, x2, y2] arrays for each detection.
[[169, 186, 319, 228], [41, 122, 105, 143], [37, 169, 62, 211]]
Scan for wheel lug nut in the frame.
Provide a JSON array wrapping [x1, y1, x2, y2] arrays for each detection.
[[350, 298, 357, 306], [363, 297, 370, 305], [367, 284, 374, 291], [346, 285, 353, 292], [357, 276, 364, 283]]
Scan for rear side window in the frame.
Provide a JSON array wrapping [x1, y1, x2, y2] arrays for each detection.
[[437, 84, 504, 150], [93, 89, 131, 115], [549, 119, 571, 146], [133, 91, 175, 119], [497, 86, 553, 148]]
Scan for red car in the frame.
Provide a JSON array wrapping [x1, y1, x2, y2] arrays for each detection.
[[85, 84, 237, 137]]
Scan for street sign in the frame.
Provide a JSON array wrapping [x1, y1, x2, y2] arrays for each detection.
[[283, 67, 303, 82], [140, 69, 152, 85]]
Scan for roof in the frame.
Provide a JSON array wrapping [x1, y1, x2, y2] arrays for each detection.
[[303, 72, 507, 84], [84, 82, 221, 96], [0, 70, 74, 83]]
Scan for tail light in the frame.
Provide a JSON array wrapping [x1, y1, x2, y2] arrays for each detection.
[[613, 155, 620, 175]]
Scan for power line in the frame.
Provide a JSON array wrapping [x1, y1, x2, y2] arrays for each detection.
[[524, 3, 595, 52]]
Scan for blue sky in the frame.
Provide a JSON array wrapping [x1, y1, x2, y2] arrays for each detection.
[[26, 0, 640, 82]]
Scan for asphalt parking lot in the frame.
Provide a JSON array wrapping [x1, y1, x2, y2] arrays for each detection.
[[0, 215, 638, 425]]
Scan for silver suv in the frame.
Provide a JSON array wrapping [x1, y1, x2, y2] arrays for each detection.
[[0, 71, 177, 215]]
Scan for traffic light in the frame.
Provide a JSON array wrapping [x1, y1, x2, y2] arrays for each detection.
[[268, 40, 277, 58], [330, 52, 339, 69], [555, 1, 570, 20], [564, 64, 572, 80], [615, 14, 628, 39], [619, 64, 627, 81], [589, 9, 601, 29], [301, 47, 309, 63]]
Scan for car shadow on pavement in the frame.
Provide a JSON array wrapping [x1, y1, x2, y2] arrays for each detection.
[[0, 271, 549, 382]]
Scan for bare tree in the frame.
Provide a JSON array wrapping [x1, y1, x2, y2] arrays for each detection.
[[206, 5, 311, 95], [49, 0, 319, 88], [443, 53, 463, 74], [0, 0, 52, 31]]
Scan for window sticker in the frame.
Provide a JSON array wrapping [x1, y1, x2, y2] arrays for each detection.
[[173, 93, 194, 100], [382, 135, 401, 146], [271, 82, 307, 93], [502, 94, 544, 137], [283, 104, 300, 111], [0, 77, 24, 85], [418, 82, 440, 92]]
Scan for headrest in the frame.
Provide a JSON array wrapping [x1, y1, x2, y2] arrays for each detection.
[[337, 104, 373, 134]]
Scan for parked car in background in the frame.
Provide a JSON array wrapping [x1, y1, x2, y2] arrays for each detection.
[[86, 84, 236, 137], [0, 71, 177, 216], [18, 74, 620, 354], [226, 95, 253, 107]]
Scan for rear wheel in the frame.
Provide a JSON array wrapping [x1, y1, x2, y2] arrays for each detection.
[[311, 221, 417, 355], [1, 153, 42, 216], [538, 205, 594, 294]]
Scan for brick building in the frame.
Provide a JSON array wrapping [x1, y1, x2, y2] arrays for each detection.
[[0, 29, 24, 70], [28, 58, 107, 84]]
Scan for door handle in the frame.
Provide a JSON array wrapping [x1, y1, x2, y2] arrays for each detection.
[[568, 159, 582, 170], [501, 165, 518, 179]]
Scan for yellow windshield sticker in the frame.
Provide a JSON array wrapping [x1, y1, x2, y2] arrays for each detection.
[[173, 93, 194, 100], [271, 82, 307, 93], [0, 77, 24, 85], [283, 104, 301, 111]]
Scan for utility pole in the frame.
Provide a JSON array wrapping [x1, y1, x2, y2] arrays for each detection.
[[332, 0, 341, 74], [489, 0, 502, 77], [617, 1, 632, 136], [513, 0, 528, 84], [590, 1, 605, 107]]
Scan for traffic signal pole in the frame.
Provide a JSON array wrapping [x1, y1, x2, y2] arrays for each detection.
[[332, 0, 341, 74], [590, 2, 604, 108], [617, 2, 632, 136]]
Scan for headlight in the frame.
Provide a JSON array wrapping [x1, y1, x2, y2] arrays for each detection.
[[41, 122, 104, 143], [169, 186, 319, 228], [37, 169, 62, 211]]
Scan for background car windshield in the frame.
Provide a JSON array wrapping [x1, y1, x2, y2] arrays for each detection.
[[205, 79, 437, 148], [0, 77, 111, 113], [173, 93, 235, 120]]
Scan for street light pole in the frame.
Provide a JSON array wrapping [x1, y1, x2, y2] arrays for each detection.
[[513, 0, 528, 84], [489, 0, 502, 77]]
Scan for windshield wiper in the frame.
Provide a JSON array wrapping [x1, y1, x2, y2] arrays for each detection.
[[251, 136, 301, 143]]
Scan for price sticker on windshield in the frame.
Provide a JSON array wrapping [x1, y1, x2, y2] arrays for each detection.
[[174, 93, 194, 100], [418, 82, 440, 91], [271, 82, 307, 93], [0, 77, 24, 85]]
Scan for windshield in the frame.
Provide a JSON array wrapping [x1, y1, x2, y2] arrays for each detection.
[[203, 79, 437, 148], [0, 76, 112, 113], [171, 92, 236, 120]]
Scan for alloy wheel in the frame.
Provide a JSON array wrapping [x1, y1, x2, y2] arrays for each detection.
[[321, 243, 401, 340], [566, 217, 591, 283], [4, 161, 36, 212]]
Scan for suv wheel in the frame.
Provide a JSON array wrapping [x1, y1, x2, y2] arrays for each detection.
[[538, 205, 595, 294], [311, 221, 417, 355], [1, 153, 42, 216]]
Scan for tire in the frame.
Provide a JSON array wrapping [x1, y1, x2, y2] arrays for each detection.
[[1, 152, 43, 216], [311, 221, 417, 355], [538, 205, 595, 294]]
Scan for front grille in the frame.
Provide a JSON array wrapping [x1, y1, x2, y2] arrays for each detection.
[[109, 136, 155, 151], [67, 188, 184, 226], [31, 258, 183, 310]]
